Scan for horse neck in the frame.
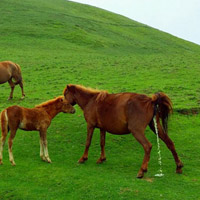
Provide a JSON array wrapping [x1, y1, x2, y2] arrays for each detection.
[[74, 88, 97, 110], [42, 103, 62, 120]]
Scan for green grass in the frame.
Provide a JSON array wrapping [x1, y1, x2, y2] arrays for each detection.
[[0, 0, 200, 199]]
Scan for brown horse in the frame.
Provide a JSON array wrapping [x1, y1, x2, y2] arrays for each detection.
[[0, 96, 75, 165], [0, 61, 25, 100], [64, 84, 183, 178]]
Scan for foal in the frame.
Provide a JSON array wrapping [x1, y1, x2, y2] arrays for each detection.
[[0, 61, 25, 100], [0, 96, 75, 165], [64, 84, 183, 178]]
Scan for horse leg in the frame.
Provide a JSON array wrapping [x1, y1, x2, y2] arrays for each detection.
[[39, 132, 45, 161], [19, 81, 25, 99], [96, 129, 106, 164], [8, 79, 15, 100], [130, 128, 152, 178], [78, 124, 94, 163], [149, 121, 183, 173], [0, 130, 9, 165], [8, 129, 17, 166], [40, 130, 51, 163]]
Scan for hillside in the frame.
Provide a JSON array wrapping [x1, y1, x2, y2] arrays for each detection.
[[1, 0, 200, 109], [0, 0, 200, 199]]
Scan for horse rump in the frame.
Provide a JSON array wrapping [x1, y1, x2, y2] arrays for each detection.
[[152, 92, 172, 133]]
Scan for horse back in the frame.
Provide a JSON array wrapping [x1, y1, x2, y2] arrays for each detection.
[[87, 93, 154, 134]]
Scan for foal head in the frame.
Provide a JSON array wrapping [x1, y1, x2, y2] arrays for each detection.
[[59, 97, 75, 114]]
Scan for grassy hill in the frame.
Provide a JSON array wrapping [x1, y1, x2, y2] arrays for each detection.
[[0, 0, 200, 199]]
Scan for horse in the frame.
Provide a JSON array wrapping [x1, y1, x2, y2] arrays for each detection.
[[0, 96, 75, 165], [0, 61, 25, 100], [63, 84, 183, 178]]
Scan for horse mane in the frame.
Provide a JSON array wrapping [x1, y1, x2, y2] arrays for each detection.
[[66, 84, 108, 98], [96, 91, 108, 102], [35, 96, 63, 108]]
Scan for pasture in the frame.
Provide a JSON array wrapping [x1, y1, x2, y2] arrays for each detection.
[[0, 0, 200, 199]]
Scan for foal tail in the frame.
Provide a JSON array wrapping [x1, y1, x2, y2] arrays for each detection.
[[152, 92, 173, 134], [0, 109, 9, 138]]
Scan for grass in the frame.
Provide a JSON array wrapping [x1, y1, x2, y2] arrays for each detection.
[[0, 0, 200, 199]]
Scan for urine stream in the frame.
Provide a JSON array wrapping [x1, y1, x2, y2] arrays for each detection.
[[153, 117, 164, 177]]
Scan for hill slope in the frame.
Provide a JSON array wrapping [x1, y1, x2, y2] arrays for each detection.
[[0, 0, 200, 199], [1, 0, 200, 109]]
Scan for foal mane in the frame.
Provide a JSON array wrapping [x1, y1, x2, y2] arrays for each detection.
[[35, 96, 63, 108]]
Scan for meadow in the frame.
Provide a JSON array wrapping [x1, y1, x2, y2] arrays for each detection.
[[0, 0, 200, 199]]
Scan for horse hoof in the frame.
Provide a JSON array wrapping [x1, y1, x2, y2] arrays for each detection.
[[137, 171, 144, 178], [41, 156, 46, 161], [78, 157, 88, 163], [8, 97, 13, 100], [11, 162, 16, 166], [176, 169, 182, 174], [96, 158, 106, 164], [0, 161, 3, 165], [176, 162, 184, 174], [21, 96, 25, 100]]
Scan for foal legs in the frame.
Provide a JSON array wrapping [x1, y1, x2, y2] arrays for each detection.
[[0, 131, 9, 165], [8, 79, 15, 100], [96, 129, 106, 164], [0, 110, 9, 165], [39, 132, 45, 161], [130, 128, 152, 178], [149, 121, 183, 173], [40, 130, 51, 163], [8, 129, 17, 166], [78, 124, 94, 163]]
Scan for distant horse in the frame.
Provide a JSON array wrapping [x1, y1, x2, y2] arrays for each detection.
[[64, 84, 183, 178], [0, 61, 25, 100], [0, 96, 75, 165]]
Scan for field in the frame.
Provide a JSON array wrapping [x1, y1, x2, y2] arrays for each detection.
[[0, 0, 200, 199]]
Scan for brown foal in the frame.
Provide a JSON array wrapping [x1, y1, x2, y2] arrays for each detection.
[[0, 96, 75, 165], [0, 61, 25, 100], [64, 84, 183, 178]]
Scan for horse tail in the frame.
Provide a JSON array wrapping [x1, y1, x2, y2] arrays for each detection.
[[0, 109, 9, 138], [13, 63, 23, 85], [151, 92, 172, 134]]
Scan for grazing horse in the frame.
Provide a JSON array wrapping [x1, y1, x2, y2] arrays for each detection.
[[0, 96, 75, 165], [0, 61, 25, 100], [64, 84, 183, 178]]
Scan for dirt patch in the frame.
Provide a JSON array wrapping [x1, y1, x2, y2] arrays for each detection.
[[176, 108, 200, 115], [143, 177, 154, 183]]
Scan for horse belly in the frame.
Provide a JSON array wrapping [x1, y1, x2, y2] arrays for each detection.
[[99, 119, 130, 135], [19, 120, 37, 131]]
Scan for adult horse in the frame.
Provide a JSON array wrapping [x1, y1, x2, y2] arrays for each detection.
[[0, 61, 25, 100], [63, 84, 183, 178]]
